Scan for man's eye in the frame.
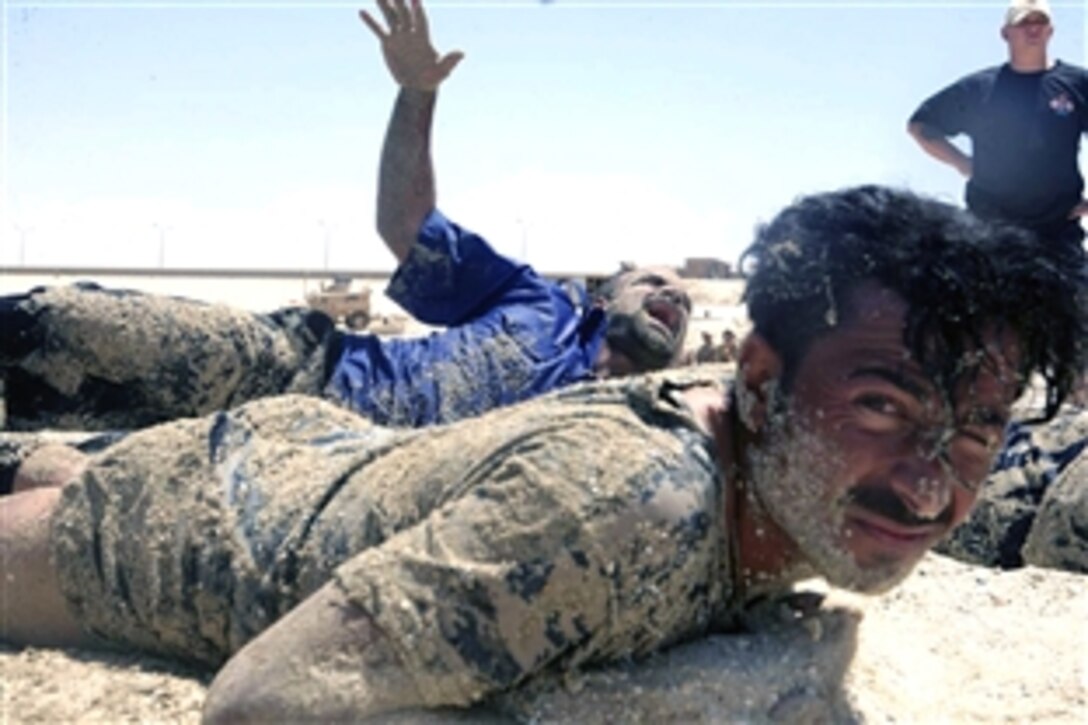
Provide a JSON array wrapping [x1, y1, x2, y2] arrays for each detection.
[[955, 425, 1003, 451], [854, 394, 915, 432], [856, 394, 903, 417], [955, 409, 1008, 450]]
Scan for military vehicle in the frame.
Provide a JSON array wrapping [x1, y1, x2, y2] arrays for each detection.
[[306, 276, 372, 330]]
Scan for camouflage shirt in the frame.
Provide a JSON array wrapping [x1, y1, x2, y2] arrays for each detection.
[[51, 370, 738, 706]]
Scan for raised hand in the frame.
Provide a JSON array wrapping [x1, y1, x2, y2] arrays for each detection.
[[360, 0, 464, 91]]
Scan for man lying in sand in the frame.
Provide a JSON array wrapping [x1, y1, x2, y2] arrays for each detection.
[[0, 0, 690, 434], [2, 183, 1083, 722]]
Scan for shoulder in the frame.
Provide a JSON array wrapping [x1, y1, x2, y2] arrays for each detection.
[[1051, 59, 1087, 74], [934, 66, 997, 88], [551, 368, 731, 422], [1050, 60, 1088, 84], [959, 66, 1002, 89], [914, 68, 993, 117], [490, 369, 727, 472], [935, 66, 998, 93]]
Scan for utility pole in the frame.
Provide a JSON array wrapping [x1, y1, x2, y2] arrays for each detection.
[[152, 223, 170, 268], [516, 217, 529, 262], [13, 224, 32, 266], [318, 220, 331, 271]]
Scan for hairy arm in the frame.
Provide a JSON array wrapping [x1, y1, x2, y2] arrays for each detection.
[[907, 120, 973, 179], [201, 582, 419, 723], [376, 89, 440, 263], [361, 0, 464, 263]]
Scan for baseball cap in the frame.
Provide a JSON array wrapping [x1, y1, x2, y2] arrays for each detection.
[[1005, 0, 1052, 26]]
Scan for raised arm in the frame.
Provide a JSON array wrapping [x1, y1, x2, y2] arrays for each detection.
[[360, 0, 464, 263], [907, 120, 973, 179]]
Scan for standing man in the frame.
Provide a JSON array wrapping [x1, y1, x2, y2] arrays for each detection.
[[907, 0, 1088, 262]]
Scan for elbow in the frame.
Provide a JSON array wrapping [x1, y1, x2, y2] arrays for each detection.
[[201, 648, 311, 725], [375, 211, 418, 266], [202, 690, 258, 725], [374, 208, 399, 248], [201, 662, 272, 725], [201, 697, 249, 725]]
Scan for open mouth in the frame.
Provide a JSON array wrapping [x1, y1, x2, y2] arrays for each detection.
[[645, 298, 683, 336]]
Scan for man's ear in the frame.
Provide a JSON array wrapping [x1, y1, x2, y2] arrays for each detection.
[[1000, 25, 1010, 42], [735, 332, 783, 433]]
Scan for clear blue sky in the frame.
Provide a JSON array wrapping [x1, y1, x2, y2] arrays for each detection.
[[3, 0, 1086, 273]]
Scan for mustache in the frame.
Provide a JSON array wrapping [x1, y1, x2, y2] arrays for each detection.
[[845, 484, 954, 528]]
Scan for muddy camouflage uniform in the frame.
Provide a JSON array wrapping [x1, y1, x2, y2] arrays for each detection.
[[0, 283, 334, 431], [50, 371, 739, 704], [938, 405, 1087, 569]]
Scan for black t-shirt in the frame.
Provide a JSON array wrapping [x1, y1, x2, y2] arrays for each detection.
[[910, 61, 1088, 232]]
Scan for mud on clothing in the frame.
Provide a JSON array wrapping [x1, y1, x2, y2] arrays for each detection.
[[0, 284, 335, 432], [50, 371, 738, 706], [325, 209, 608, 426], [0, 209, 607, 432], [937, 405, 1088, 569], [909, 61, 1088, 255]]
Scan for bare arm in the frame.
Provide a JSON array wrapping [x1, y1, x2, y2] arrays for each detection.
[[907, 121, 973, 179], [360, 0, 464, 263], [376, 89, 440, 263], [201, 581, 422, 723]]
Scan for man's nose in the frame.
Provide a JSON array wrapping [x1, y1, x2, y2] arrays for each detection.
[[662, 287, 691, 312], [889, 453, 952, 521]]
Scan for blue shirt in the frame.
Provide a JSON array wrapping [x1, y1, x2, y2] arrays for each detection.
[[325, 209, 608, 427]]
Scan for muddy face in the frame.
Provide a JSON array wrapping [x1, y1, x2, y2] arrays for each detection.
[[747, 283, 1022, 593], [604, 267, 692, 373]]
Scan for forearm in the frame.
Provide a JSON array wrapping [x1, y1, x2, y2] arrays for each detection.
[[376, 88, 439, 264], [907, 122, 972, 178], [201, 584, 425, 723]]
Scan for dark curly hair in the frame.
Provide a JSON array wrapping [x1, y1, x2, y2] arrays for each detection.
[[739, 185, 1086, 420]]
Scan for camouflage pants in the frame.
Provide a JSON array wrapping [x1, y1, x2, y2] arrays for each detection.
[[0, 283, 339, 432]]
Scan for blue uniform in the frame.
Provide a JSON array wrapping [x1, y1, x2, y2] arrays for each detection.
[[326, 209, 608, 426]]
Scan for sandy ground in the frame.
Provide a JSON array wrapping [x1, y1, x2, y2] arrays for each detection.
[[2, 553, 1083, 723]]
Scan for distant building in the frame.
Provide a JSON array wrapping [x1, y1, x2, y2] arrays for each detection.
[[681, 257, 733, 279]]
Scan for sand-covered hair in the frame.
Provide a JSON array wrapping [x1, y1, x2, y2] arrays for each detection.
[[739, 185, 1086, 420]]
